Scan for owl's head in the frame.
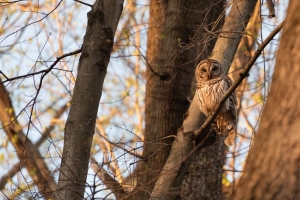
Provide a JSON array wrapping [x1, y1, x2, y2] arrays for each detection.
[[195, 59, 223, 82]]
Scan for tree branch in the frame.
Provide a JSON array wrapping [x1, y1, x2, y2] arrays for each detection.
[[0, 48, 82, 84], [74, 0, 92, 8], [0, 104, 69, 191], [96, 131, 144, 159], [35, 103, 69, 147], [90, 156, 128, 199], [0, 162, 23, 190]]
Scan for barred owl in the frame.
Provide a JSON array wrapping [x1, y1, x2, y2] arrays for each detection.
[[195, 59, 237, 146]]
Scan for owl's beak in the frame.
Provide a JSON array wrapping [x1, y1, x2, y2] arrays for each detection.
[[207, 73, 211, 78]]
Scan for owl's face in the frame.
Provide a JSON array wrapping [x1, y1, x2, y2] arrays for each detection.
[[195, 59, 223, 82]]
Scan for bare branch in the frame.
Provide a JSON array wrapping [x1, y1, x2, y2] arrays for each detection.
[[0, 0, 63, 44], [74, 0, 92, 8], [90, 156, 128, 199], [0, 162, 23, 190], [35, 103, 69, 147], [96, 131, 144, 159], [0, 48, 82, 84]]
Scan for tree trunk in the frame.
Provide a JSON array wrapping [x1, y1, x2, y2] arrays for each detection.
[[130, 1, 224, 199], [180, 138, 225, 200], [180, 2, 228, 198], [229, 0, 300, 199], [55, 1, 124, 199]]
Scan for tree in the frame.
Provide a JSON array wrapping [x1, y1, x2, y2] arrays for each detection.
[[0, 0, 287, 199], [133, 1, 225, 199], [54, 1, 124, 199], [230, 0, 300, 198]]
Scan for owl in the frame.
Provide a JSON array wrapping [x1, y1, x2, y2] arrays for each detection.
[[195, 59, 237, 146]]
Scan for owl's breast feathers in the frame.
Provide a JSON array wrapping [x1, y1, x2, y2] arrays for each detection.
[[197, 76, 231, 114], [196, 75, 237, 146]]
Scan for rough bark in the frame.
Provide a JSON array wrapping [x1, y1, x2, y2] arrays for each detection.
[[180, 2, 226, 200], [0, 81, 57, 199], [212, 0, 258, 72], [180, 137, 225, 200], [130, 1, 224, 199], [55, 1, 124, 199], [150, 1, 258, 199], [229, 0, 300, 199]]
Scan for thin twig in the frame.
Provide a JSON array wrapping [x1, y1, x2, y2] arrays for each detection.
[[96, 131, 144, 159], [0, 48, 82, 84], [0, 0, 63, 44], [34, 103, 69, 147], [74, 0, 92, 8], [184, 177, 199, 199], [0, 71, 8, 79], [90, 156, 128, 199]]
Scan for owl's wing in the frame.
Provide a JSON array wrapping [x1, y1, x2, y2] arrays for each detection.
[[224, 76, 238, 122]]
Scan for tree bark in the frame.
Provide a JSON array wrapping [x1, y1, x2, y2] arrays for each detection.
[[150, 1, 258, 199], [180, 2, 227, 200], [229, 0, 300, 199], [55, 1, 124, 199], [130, 1, 224, 199], [180, 138, 225, 200]]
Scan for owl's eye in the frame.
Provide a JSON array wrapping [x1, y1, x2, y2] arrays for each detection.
[[202, 68, 207, 72], [212, 67, 218, 71]]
